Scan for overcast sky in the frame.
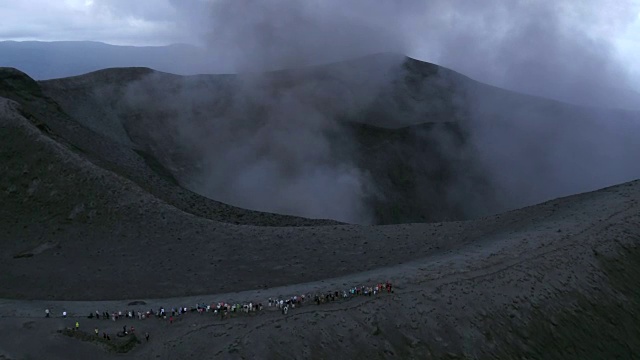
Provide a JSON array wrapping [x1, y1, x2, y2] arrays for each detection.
[[2, 0, 640, 91]]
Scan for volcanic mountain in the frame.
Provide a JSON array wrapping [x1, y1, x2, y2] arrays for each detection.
[[0, 54, 639, 359], [7, 53, 637, 225]]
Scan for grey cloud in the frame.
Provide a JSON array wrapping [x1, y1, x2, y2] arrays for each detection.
[[408, 0, 640, 108], [121, 55, 407, 223], [90, 0, 177, 21], [28, 0, 637, 223], [144, 0, 638, 108], [201, 0, 421, 72]]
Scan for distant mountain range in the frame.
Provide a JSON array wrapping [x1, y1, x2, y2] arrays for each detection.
[[2, 40, 639, 110], [0, 40, 220, 80]]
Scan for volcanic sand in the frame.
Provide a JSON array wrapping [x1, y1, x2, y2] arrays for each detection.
[[1, 84, 640, 358]]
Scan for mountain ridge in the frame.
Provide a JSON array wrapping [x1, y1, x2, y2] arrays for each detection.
[[1, 51, 639, 359]]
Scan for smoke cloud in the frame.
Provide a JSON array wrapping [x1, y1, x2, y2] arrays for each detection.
[[202, 0, 419, 72], [119, 0, 640, 224], [190, 0, 639, 108], [124, 55, 406, 224], [186, 70, 385, 224], [405, 0, 640, 109], [122, 1, 424, 224]]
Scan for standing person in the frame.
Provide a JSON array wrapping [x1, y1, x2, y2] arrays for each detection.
[[95, 328, 99, 336], [75, 321, 79, 331], [145, 332, 150, 342], [62, 311, 67, 318], [45, 309, 50, 318]]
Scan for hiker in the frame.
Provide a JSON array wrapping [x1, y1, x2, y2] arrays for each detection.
[[45, 309, 50, 318]]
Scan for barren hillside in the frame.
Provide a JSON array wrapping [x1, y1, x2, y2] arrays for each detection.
[[0, 55, 639, 359], [39, 55, 640, 224]]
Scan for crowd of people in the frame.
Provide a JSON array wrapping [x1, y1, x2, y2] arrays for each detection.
[[48, 281, 394, 340]]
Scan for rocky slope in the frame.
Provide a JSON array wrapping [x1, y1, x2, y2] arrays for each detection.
[[0, 54, 639, 359], [0, 170, 638, 359], [39, 54, 640, 224]]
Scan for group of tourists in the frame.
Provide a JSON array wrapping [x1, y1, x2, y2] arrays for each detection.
[[46, 280, 394, 336]]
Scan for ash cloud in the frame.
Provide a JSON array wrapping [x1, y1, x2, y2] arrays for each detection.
[[202, 0, 418, 72], [409, 0, 640, 211], [122, 1, 640, 223], [123, 64, 400, 224], [120, 1, 425, 224], [185, 71, 386, 224], [406, 0, 640, 109]]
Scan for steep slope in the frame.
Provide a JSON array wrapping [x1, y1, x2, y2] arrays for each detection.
[[0, 95, 353, 299], [2, 55, 640, 359], [0, 93, 483, 299], [40, 55, 640, 224], [0, 67, 338, 227], [38, 57, 495, 224], [2, 92, 639, 302], [1, 139, 639, 358]]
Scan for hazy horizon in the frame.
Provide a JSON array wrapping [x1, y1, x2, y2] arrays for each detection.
[[1, 1, 640, 97], [2, 39, 640, 112]]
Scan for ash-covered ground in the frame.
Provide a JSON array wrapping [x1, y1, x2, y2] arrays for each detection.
[[0, 55, 639, 359]]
